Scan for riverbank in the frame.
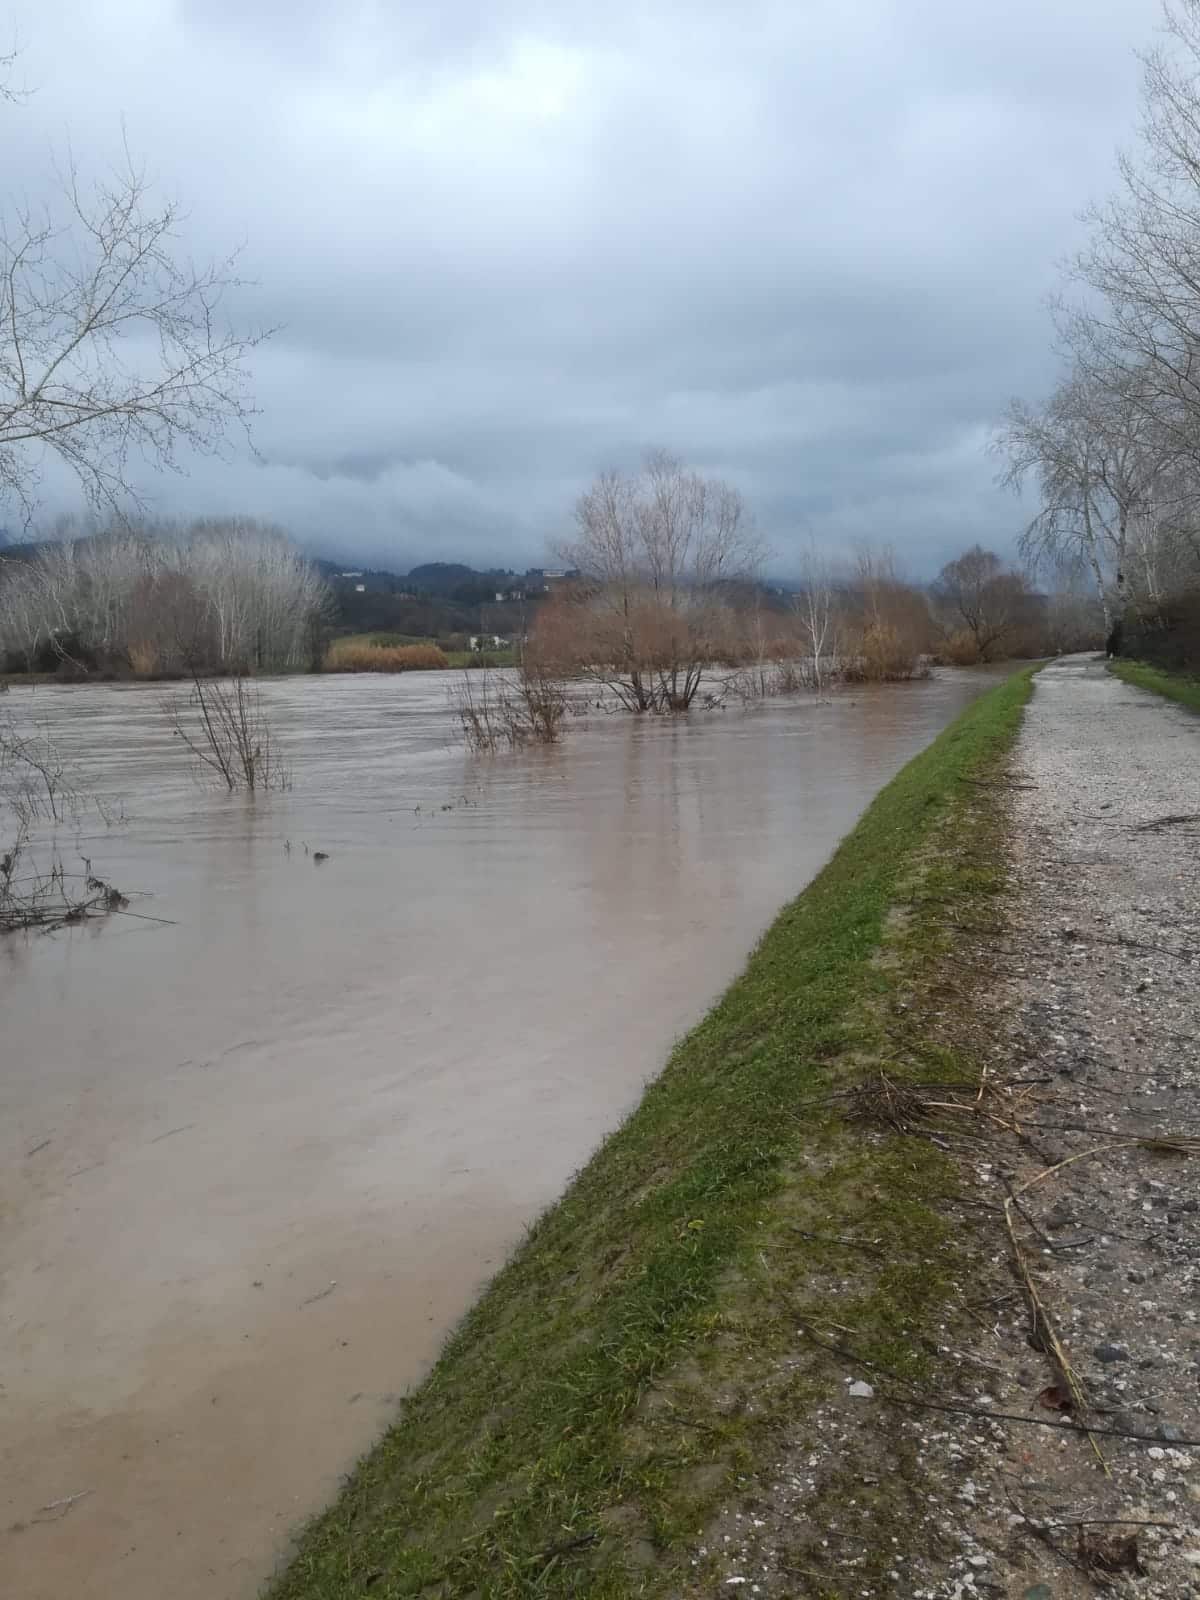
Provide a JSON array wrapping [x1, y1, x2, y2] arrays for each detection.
[[267, 668, 1038, 1598]]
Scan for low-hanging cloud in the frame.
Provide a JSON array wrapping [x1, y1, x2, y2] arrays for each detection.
[[5, 0, 1151, 574]]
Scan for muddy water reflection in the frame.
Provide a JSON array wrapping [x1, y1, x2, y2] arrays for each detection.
[[1, 669, 1004, 1599]]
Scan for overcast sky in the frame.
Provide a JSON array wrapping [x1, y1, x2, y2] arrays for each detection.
[[5, 0, 1157, 574]]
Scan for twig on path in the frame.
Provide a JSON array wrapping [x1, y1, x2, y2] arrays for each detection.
[[148, 1124, 194, 1144], [788, 1227, 885, 1255], [1130, 812, 1200, 832], [299, 1280, 338, 1308], [882, 1392, 1200, 1447], [1065, 929, 1198, 963], [533, 1531, 598, 1574], [1005, 1492, 1106, 1586], [1014, 1137, 1199, 1200], [33, 1488, 93, 1521], [798, 1320, 1200, 1445], [1002, 1191, 1108, 1473]]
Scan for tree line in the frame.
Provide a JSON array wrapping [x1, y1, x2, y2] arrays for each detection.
[[0, 469, 1096, 699], [521, 451, 1089, 716], [0, 518, 329, 676], [993, 0, 1200, 672]]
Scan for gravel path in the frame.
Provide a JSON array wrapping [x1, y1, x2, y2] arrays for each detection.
[[956, 654, 1200, 1599], [699, 657, 1200, 1598], [892, 655, 1200, 1599]]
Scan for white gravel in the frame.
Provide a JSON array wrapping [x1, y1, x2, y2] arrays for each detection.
[[694, 656, 1200, 1599]]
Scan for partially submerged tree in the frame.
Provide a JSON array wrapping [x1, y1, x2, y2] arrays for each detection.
[[792, 539, 838, 689], [545, 451, 763, 712], [453, 659, 568, 752], [840, 547, 932, 681], [163, 673, 289, 792]]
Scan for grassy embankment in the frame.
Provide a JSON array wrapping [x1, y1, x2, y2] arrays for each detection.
[[1109, 657, 1200, 713], [269, 668, 1036, 1600]]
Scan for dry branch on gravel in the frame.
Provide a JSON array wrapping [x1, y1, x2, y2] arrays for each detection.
[[846, 1060, 1200, 1481]]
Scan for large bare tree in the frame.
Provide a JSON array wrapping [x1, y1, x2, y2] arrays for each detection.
[[994, 361, 1178, 627], [1073, 0, 1200, 447], [547, 450, 763, 712], [1, 81, 266, 523], [991, 2, 1200, 660], [931, 545, 1031, 661]]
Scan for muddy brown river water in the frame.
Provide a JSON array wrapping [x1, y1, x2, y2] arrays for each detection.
[[0, 667, 1004, 1599]]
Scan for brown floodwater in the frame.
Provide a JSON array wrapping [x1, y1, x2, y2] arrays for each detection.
[[0, 667, 1004, 1599]]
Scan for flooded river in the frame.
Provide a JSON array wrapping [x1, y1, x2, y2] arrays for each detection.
[[1, 667, 1003, 1599]]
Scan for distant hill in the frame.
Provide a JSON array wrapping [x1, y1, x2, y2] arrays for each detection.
[[406, 561, 477, 592], [406, 561, 520, 595]]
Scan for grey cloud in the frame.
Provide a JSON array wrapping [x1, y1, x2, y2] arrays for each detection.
[[6, 0, 1152, 573]]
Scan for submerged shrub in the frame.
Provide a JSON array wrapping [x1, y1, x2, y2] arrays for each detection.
[[843, 621, 929, 682], [936, 629, 985, 666]]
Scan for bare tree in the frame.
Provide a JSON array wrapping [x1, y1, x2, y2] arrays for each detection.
[[183, 519, 329, 670], [0, 41, 27, 106], [1, 712, 79, 823], [549, 451, 763, 712], [993, 362, 1177, 628], [452, 661, 568, 752], [0, 518, 328, 674], [0, 134, 267, 521], [163, 673, 289, 792], [1072, 2, 1200, 449], [931, 545, 1032, 661], [792, 539, 838, 690], [992, 2, 1200, 665]]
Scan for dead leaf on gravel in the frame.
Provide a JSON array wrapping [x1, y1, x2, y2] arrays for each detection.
[[1077, 1529, 1144, 1576], [1036, 1383, 1074, 1413]]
